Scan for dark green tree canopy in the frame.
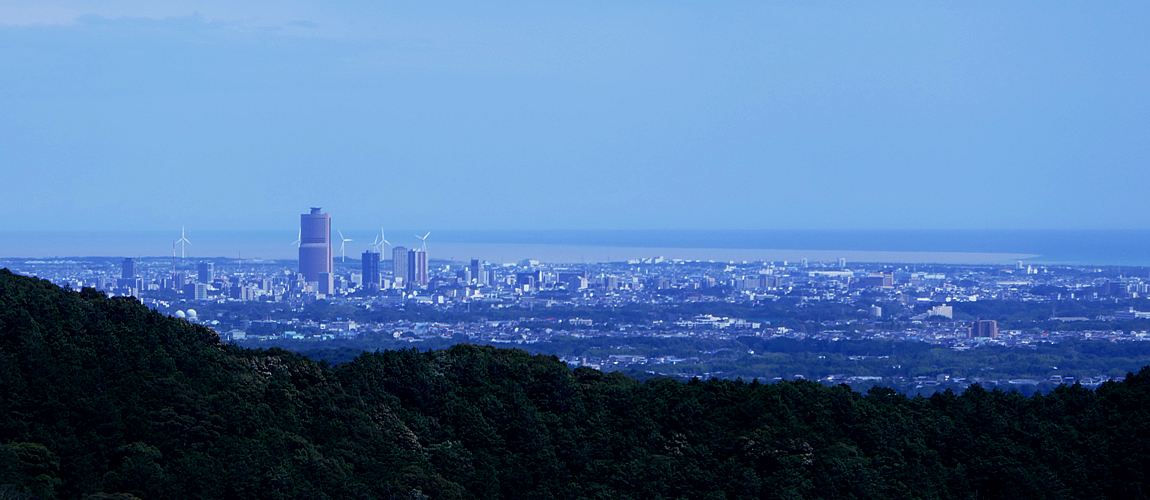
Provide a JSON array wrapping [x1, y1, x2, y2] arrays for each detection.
[[3, 268, 1150, 499]]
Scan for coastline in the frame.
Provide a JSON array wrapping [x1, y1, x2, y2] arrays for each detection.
[[3, 229, 1147, 266], [425, 243, 1037, 266]]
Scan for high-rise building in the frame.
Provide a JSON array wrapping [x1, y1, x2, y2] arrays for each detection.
[[197, 261, 214, 284], [362, 251, 380, 290], [408, 249, 428, 287], [392, 246, 408, 287], [171, 272, 187, 289], [299, 207, 333, 283], [927, 304, 954, 319], [318, 272, 334, 296], [972, 319, 999, 338], [470, 259, 486, 286], [516, 271, 539, 288], [604, 276, 619, 290], [859, 273, 894, 288], [121, 258, 136, 280]]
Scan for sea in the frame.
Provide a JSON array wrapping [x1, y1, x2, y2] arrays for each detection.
[[1, 229, 1148, 267]]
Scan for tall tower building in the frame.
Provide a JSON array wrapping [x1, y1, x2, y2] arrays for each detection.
[[121, 258, 136, 280], [197, 261, 214, 284], [470, 259, 485, 286], [299, 207, 333, 283], [362, 251, 380, 291], [408, 249, 428, 287], [392, 246, 409, 287]]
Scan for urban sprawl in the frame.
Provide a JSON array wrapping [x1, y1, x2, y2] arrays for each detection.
[[5, 209, 1150, 392]]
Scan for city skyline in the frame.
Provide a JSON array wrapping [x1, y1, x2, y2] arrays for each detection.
[[4, 2, 1150, 494]]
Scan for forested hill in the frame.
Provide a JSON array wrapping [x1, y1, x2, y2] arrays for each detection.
[[3, 269, 1150, 499]]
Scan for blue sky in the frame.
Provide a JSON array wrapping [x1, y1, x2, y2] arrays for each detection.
[[1, 1, 1148, 232]]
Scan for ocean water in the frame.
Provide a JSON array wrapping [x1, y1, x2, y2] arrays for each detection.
[[0, 229, 1147, 266]]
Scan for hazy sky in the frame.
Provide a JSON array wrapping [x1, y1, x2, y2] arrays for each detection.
[[2, 1, 1148, 232]]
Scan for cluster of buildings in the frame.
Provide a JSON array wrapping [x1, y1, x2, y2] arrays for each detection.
[[11, 248, 1150, 330], [9, 213, 1150, 393], [7, 209, 1150, 353], [298, 207, 429, 293]]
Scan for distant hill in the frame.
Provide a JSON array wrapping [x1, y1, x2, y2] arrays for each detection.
[[3, 268, 1150, 499]]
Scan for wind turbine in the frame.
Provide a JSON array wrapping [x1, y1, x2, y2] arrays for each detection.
[[176, 226, 192, 259], [378, 228, 391, 261], [338, 230, 353, 262], [415, 231, 430, 252], [369, 234, 382, 261], [289, 229, 301, 248]]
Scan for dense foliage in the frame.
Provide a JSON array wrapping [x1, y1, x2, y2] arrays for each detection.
[[3, 269, 1150, 499]]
